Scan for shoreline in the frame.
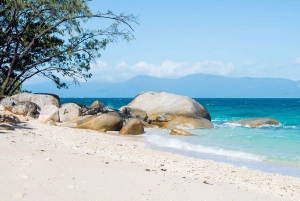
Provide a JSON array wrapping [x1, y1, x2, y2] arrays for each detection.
[[0, 120, 299, 200], [143, 128, 300, 178], [145, 138, 300, 178]]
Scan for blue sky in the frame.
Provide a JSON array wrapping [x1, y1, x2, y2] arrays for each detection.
[[26, 0, 300, 84]]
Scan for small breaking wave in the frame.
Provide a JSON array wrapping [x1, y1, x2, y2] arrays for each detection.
[[145, 133, 264, 161], [216, 122, 299, 129]]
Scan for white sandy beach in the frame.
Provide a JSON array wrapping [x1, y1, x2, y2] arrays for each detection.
[[0, 120, 299, 201]]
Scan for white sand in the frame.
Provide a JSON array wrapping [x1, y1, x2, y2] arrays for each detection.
[[0, 120, 299, 201]]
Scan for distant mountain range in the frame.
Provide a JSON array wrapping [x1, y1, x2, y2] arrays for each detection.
[[23, 74, 300, 98]]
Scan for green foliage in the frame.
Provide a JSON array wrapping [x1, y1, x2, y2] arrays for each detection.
[[0, 0, 137, 95]]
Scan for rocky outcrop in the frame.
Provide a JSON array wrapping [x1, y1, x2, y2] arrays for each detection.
[[90, 100, 105, 109], [125, 92, 211, 121], [38, 105, 60, 124], [224, 118, 279, 127], [81, 102, 114, 116], [119, 107, 148, 121], [12, 92, 60, 111], [77, 112, 122, 132], [11, 101, 38, 116], [59, 103, 82, 123], [0, 97, 18, 111], [59, 115, 93, 128], [153, 115, 214, 129], [119, 118, 144, 135], [170, 128, 192, 136]]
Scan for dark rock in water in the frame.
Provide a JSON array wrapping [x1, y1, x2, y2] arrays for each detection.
[[224, 118, 279, 127], [119, 118, 144, 135], [170, 128, 192, 136], [0, 97, 18, 111], [125, 92, 211, 121], [0, 123, 14, 130], [77, 111, 122, 131], [11, 101, 38, 116]]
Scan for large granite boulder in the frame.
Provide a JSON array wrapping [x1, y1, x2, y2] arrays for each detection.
[[224, 118, 279, 127], [125, 92, 211, 121], [11, 101, 38, 116], [12, 92, 60, 111], [38, 105, 60, 123], [153, 115, 214, 129], [170, 128, 192, 136], [90, 100, 105, 109], [119, 118, 144, 135], [119, 107, 148, 122], [0, 97, 18, 111], [59, 115, 93, 128], [77, 112, 122, 132], [59, 103, 82, 123]]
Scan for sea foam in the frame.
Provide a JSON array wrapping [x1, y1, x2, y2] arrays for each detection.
[[144, 129, 264, 161]]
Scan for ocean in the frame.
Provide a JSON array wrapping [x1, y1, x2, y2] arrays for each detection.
[[61, 98, 300, 177]]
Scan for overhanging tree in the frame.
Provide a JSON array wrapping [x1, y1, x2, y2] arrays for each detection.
[[0, 0, 137, 95]]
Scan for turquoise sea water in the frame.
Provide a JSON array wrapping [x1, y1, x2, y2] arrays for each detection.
[[61, 98, 300, 177]]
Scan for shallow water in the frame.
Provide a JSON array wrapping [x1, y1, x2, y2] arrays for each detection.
[[61, 98, 300, 177]]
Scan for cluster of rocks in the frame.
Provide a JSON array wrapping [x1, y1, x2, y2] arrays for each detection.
[[0, 91, 280, 135]]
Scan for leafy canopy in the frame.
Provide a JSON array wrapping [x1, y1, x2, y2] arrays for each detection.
[[0, 0, 137, 95]]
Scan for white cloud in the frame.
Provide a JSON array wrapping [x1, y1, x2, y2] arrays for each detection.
[[24, 60, 235, 84], [130, 60, 189, 78], [129, 60, 234, 78], [242, 60, 260, 66], [86, 60, 235, 82], [294, 58, 300, 65], [191, 61, 234, 76]]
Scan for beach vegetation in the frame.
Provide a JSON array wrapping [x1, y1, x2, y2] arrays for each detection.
[[0, 0, 137, 95]]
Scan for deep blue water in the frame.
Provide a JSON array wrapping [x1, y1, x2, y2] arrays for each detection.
[[60, 98, 300, 177]]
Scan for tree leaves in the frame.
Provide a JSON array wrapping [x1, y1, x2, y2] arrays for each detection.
[[0, 0, 137, 95]]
